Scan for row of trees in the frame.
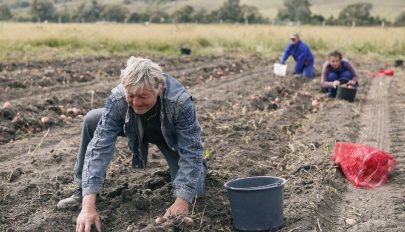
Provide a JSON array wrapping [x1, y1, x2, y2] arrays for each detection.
[[0, 0, 405, 26], [277, 0, 405, 26], [0, 0, 266, 24]]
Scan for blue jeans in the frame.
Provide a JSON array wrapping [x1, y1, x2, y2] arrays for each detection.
[[326, 71, 353, 97], [74, 108, 206, 196], [294, 64, 314, 78], [302, 64, 314, 78]]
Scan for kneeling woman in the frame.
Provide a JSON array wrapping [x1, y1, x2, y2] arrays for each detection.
[[321, 50, 359, 97]]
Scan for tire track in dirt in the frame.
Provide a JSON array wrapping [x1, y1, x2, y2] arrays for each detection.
[[331, 73, 405, 232], [357, 77, 391, 152]]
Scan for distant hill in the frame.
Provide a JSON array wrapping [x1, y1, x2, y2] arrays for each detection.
[[4, 0, 405, 21]]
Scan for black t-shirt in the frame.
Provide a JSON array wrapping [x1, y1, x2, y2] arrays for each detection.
[[139, 97, 166, 145]]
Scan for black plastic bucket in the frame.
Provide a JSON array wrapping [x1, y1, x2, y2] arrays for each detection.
[[224, 176, 287, 231], [180, 47, 191, 55], [336, 86, 357, 102], [394, 59, 403, 67]]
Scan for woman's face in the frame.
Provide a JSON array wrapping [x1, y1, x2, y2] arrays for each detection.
[[125, 85, 159, 114], [329, 56, 341, 69]]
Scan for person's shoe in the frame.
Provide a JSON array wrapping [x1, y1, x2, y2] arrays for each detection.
[[57, 187, 82, 209]]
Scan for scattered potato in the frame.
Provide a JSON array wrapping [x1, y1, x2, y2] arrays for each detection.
[[183, 217, 194, 226], [3, 102, 12, 109], [66, 107, 82, 116], [41, 116, 50, 124], [311, 99, 320, 107]]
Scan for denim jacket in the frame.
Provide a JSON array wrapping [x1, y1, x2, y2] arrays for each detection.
[[81, 74, 205, 202]]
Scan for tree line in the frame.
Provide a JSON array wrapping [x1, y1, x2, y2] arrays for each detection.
[[277, 0, 405, 26], [0, 0, 404, 26], [0, 0, 266, 24]]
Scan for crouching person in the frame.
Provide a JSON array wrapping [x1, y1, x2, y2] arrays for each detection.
[[321, 50, 359, 97], [57, 56, 207, 231], [280, 33, 315, 78]]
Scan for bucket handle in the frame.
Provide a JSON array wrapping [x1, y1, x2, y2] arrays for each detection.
[[245, 181, 283, 190], [228, 181, 284, 191]]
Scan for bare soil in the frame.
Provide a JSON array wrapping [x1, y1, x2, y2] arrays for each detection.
[[0, 55, 404, 232]]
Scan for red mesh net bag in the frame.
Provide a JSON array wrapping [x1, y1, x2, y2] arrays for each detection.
[[332, 142, 396, 188]]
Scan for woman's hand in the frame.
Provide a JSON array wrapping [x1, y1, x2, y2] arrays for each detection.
[[155, 198, 193, 225], [332, 80, 341, 88], [347, 80, 357, 86]]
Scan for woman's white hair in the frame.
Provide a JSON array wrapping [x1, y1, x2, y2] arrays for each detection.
[[120, 56, 164, 94]]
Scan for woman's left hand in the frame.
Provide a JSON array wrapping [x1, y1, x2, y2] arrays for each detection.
[[155, 198, 194, 225], [347, 80, 357, 86]]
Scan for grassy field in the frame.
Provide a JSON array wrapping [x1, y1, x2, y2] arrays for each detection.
[[0, 23, 404, 62]]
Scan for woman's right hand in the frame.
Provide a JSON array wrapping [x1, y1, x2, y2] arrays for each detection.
[[332, 80, 341, 89]]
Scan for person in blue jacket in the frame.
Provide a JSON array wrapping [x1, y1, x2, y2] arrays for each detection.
[[280, 33, 315, 78]]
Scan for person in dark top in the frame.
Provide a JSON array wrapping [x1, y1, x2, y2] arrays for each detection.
[[280, 33, 315, 78], [321, 50, 359, 97]]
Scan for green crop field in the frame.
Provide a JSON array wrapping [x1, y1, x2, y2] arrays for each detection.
[[0, 23, 404, 62]]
